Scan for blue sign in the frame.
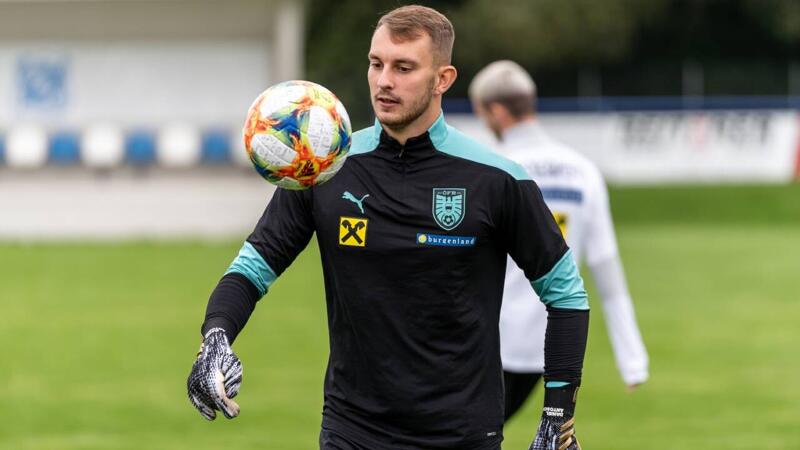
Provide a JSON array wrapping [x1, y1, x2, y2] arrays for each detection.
[[17, 55, 68, 108]]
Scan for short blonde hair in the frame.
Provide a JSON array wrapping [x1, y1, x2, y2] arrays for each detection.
[[376, 5, 455, 65]]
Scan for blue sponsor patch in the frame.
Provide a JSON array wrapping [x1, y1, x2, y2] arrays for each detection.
[[541, 188, 583, 203], [416, 233, 476, 247]]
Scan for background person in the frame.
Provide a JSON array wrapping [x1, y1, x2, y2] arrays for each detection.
[[470, 60, 649, 421]]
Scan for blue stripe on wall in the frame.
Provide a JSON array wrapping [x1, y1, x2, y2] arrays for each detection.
[[125, 130, 156, 165], [49, 131, 81, 165], [444, 95, 800, 113], [201, 129, 231, 164]]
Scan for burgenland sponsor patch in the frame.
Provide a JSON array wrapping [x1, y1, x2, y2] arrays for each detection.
[[416, 233, 476, 247]]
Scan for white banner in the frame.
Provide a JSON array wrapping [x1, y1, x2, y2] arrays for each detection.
[[0, 41, 271, 128], [0, 0, 306, 129], [449, 111, 800, 184]]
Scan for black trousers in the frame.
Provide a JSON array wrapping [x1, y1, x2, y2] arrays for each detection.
[[319, 428, 370, 450], [503, 370, 542, 422], [319, 428, 502, 450]]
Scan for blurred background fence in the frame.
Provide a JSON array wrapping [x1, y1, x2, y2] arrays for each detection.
[[0, 0, 798, 239]]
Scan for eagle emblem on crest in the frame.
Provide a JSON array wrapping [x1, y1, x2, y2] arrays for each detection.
[[432, 188, 466, 231]]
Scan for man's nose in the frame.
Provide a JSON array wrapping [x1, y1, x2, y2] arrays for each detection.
[[377, 68, 394, 90]]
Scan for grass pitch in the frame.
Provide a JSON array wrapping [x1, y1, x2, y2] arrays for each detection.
[[1, 184, 798, 449]]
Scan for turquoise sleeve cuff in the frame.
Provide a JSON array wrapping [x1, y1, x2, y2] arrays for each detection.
[[224, 241, 277, 297], [531, 249, 589, 310]]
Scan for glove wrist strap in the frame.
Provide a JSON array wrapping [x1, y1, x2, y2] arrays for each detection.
[[204, 327, 227, 340], [543, 384, 579, 419]]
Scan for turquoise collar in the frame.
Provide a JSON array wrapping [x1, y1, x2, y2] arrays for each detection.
[[371, 111, 449, 146]]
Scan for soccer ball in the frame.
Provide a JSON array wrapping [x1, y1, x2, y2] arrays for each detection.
[[243, 80, 352, 189]]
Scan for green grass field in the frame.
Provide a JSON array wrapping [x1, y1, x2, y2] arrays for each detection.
[[1, 184, 799, 449]]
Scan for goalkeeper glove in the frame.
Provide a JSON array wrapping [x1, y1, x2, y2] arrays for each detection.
[[529, 384, 581, 450], [187, 328, 243, 420]]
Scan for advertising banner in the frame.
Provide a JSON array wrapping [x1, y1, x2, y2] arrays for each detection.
[[449, 111, 800, 184]]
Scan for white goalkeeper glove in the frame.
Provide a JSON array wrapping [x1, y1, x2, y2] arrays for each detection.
[[529, 384, 581, 450], [186, 328, 243, 420]]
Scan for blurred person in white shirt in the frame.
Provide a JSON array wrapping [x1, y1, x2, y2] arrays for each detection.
[[469, 60, 649, 421]]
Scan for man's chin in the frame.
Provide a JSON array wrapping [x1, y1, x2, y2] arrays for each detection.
[[375, 111, 408, 129]]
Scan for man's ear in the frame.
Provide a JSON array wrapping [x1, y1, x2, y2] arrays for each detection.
[[434, 65, 458, 95]]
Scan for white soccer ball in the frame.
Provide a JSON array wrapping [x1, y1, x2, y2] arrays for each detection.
[[243, 80, 352, 189]]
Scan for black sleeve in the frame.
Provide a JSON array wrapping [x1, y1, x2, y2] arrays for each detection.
[[544, 307, 590, 384], [500, 176, 590, 385], [199, 188, 315, 342], [201, 273, 261, 343], [500, 177, 568, 281], [247, 188, 316, 275]]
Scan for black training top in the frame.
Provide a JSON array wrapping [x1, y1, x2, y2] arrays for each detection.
[[203, 113, 589, 449]]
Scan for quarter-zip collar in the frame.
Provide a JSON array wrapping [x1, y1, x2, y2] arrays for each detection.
[[372, 112, 448, 161]]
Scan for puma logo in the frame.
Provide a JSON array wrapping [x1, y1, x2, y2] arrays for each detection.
[[342, 191, 369, 214]]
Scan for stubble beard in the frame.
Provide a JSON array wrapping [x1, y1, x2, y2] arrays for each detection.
[[377, 77, 436, 133]]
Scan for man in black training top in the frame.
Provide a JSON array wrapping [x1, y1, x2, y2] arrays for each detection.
[[187, 5, 589, 450]]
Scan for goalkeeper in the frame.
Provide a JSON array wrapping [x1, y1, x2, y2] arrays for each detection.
[[187, 6, 588, 450], [470, 60, 649, 422]]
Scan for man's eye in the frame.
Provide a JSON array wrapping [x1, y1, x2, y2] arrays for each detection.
[[398, 66, 411, 73], [369, 62, 382, 69]]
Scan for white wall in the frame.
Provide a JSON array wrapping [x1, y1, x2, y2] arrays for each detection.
[[0, 41, 272, 127], [0, 168, 274, 240], [0, 0, 303, 128], [449, 111, 800, 184]]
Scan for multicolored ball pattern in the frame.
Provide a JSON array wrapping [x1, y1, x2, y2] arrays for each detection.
[[243, 80, 351, 189]]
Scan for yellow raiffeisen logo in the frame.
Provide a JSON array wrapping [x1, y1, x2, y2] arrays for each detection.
[[553, 212, 568, 238], [339, 216, 368, 247]]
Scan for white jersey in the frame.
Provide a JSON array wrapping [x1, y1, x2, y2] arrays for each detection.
[[497, 121, 649, 385]]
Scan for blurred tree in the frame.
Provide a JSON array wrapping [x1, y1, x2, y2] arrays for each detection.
[[742, 0, 800, 45], [305, 0, 467, 128], [450, 0, 671, 96], [609, 0, 800, 96], [452, 0, 669, 67], [305, 0, 800, 124]]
